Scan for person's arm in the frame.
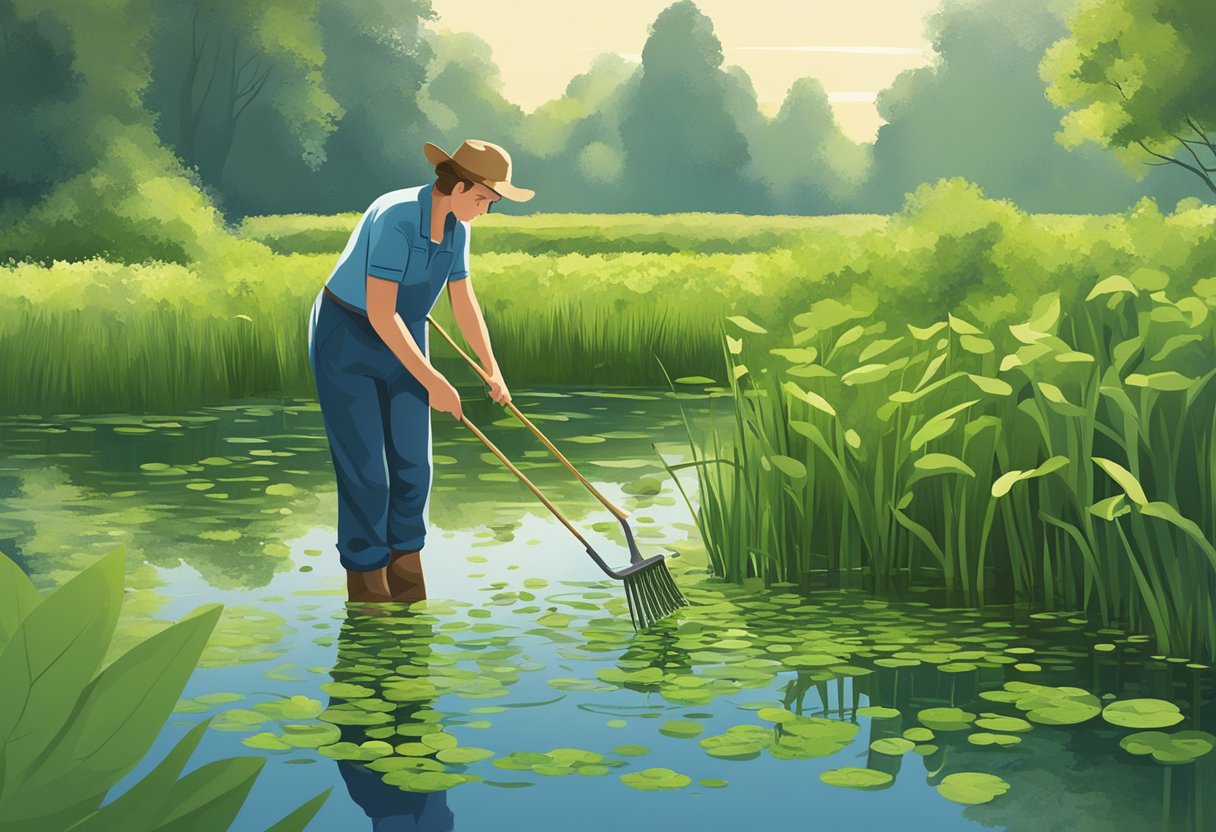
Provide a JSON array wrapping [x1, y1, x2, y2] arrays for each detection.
[[448, 276, 511, 405], [367, 275, 463, 419]]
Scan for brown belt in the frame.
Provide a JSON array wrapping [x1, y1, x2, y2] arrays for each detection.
[[323, 285, 367, 317]]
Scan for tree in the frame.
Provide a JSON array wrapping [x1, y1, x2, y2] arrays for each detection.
[[748, 77, 870, 214], [220, 0, 437, 216], [0, 0, 78, 213], [618, 1, 764, 213], [144, 0, 343, 196], [1042, 0, 1216, 197], [865, 0, 1195, 213]]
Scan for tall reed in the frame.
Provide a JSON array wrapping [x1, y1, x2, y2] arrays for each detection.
[[669, 270, 1216, 661]]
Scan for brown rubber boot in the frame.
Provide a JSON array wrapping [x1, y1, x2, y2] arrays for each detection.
[[346, 565, 393, 603], [387, 549, 427, 602]]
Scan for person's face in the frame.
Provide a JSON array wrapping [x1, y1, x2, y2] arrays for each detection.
[[451, 181, 501, 221]]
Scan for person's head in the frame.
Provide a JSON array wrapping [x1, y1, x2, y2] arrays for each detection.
[[424, 139, 534, 222], [433, 161, 501, 221]]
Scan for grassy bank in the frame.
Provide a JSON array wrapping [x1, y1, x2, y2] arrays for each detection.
[[3, 180, 1216, 414]]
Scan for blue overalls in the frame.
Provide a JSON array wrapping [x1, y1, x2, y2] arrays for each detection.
[[308, 184, 471, 572]]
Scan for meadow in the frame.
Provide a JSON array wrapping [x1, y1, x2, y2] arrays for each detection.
[[4, 180, 1216, 663]]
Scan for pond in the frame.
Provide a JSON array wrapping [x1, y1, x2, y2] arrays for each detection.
[[1, 388, 1212, 832]]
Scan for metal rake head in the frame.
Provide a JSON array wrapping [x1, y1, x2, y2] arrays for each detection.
[[620, 557, 688, 629]]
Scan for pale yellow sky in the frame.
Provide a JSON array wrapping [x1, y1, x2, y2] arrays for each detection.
[[428, 0, 945, 143]]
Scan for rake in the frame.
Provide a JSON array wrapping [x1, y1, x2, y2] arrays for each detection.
[[426, 314, 688, 629]]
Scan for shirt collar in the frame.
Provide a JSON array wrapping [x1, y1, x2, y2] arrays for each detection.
[[419, 183, 455, 249]]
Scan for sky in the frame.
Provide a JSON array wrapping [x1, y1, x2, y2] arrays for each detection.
[[427, 0, 946, 143]]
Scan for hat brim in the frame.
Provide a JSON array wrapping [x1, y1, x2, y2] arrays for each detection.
[[423, 142, 535, 202]]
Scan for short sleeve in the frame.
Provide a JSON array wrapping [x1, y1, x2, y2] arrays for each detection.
[[447, 221, 471, 282], [366, 206, 411, 282]]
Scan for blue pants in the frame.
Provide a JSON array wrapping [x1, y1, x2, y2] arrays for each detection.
[[308, 290, 432, 572]]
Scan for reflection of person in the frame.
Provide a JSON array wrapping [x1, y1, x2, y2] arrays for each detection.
[[309, 140, 534, 603], [330, 608, 455, 831]]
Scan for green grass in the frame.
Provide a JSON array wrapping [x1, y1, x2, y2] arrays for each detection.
[[665, 269, 1216, 662], [5, 180, 1216, 414]]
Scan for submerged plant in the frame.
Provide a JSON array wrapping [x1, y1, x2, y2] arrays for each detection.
[[0, 548, 330, 832]]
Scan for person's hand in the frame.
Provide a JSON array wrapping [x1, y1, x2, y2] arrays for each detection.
[[485, 368, 512, 405], [428, 375, 464, 421]]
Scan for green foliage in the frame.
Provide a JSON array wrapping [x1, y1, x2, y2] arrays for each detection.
[[1043, 0, 1216, 196], [867, 0, 1194, 212], [7, 183, 1216, 412], [617, 1, 764, 212], [0, 548, 329, 831], [672, 244, 1216, 661]]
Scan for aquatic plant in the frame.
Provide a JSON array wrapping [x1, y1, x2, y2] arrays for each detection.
[[0, 548, 329, 832], [673, 268, 1216, 661]]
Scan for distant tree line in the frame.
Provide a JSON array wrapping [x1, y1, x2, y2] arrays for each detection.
[[0, 0, 1207, 250]]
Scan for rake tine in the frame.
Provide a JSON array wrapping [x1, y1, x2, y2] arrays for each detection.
[[660, 564, 688, 610], [637, 572, 658, 628], [650, 565, 678, 613], [627, 574, 646, 627]]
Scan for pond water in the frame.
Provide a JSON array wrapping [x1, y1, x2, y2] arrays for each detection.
[[1, 388, 1212, 832]]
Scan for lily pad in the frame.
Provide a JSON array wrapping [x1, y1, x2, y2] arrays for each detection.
[[619, 768, 692, 791], [659, 720, 704, 738], [1102, 699, 1185, 729], [918, 708, 975, 732], [870, 737, 915, 755], [819, 767, 893, 791], [967, 732, 1022, 747], [936, 772, 1011, 805], [856, 706, 900, 719], [1119, 731, 1216, 764]]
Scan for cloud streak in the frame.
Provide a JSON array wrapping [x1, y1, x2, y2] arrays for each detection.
[[729, 45, 926, 55]]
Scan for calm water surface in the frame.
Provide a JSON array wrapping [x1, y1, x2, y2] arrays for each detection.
[[0, 388, 1211, 831]]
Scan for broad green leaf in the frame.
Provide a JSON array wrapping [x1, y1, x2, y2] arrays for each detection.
[[844, 429, 861, 449], [910, 419, 955, 452], [1027, 293, 1061, 332], [859, 338, 903, 362], [908, 321, 947, 340], [726, 315, 767, 334], [967, 374, 1012, 396], [147, 756, 264, 832], [0, 548, 125, 780], [770, 456, 807, 480], [1086, 275, 1138, 301], [959, 335, 994, 355], [948, 314, 981, 335], [1093, 458, 1148, 506], [65, 720, 213, 832], [1149, 335, 1203, 362], [784, 382, 835, 417], [13, 605, 224, 811], [916, 353, 948, 391], [991, 471, 1025, 499], [1176, 296, 1208, 327], [842, 363, 896, 386], [0, 552, 41, 647], [1009, 323, 1050, 344], [264, 789, 332, 832], [1126, 371, 1195, 392], [732, 364, 748, 380], [1088, 495, 1130, 521], [914, 454, 975, 477], [833, 325, 866, 351], [726, 336, 743, 355]]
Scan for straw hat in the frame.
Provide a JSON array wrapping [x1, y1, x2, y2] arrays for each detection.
[[423, 139, 535, 202]]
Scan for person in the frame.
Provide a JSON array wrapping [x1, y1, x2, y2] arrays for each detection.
[[308, 139, 534, 603]]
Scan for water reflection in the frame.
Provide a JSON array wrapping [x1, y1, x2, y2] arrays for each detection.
[[330, 607, 454, 831]]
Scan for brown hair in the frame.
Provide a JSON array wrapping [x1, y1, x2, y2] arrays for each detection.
[[433, 161, 478, 196]]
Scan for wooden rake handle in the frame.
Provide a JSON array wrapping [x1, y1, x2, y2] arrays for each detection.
[[425, 314, 629, 521]]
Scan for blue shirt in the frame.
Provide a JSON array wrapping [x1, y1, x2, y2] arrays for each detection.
[[325, 183, 470, 321]]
